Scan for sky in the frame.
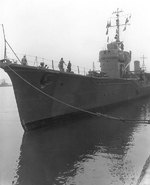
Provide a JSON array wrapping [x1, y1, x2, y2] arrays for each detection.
[[1, 0, 150, 81]]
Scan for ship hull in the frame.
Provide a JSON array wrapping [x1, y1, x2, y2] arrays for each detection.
[[2, 64, 150, 131]]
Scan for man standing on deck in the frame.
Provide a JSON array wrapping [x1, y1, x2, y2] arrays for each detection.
[[67, 61, 71, 72], [21, 55, 27, 65], [58, 58, 65, 72]]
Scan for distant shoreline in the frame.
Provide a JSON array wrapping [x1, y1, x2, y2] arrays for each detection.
[[0, 84, 12, 87]]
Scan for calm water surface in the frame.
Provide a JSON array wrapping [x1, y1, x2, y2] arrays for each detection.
[[0, 87, 150, 185]]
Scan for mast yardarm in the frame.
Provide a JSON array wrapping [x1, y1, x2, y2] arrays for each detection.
[[106, 8, 131, 44], [113, 8, 123, 42]]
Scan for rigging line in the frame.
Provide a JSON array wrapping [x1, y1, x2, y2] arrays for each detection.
[[136, 154, 150, 185], [1, 25, 21, 63], [5, 40, 21, 63], [7, 65, 97, 116], [6, 64, 150, 124]]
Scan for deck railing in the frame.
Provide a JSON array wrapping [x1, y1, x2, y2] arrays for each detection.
[[7, 53, 98, 76]]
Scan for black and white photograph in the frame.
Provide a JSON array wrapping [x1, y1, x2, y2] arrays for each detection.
[[0, 0, 150, 184]]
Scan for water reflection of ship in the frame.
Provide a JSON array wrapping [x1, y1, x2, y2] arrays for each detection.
[[14, 98, 150, 185]]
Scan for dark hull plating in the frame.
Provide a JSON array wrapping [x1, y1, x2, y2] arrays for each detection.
[[3, 64, 150, 131]]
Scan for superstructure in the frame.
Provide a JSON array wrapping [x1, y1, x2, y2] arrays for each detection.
[[1, 9, 150, 131]]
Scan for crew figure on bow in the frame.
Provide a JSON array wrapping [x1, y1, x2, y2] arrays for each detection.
[[67, 61, 71, 72], [58, 58, 65, 72], [21, 55, 27, 65]]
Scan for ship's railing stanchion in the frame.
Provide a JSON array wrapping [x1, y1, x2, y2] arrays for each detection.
[[77, 66, 80, 74], [52, 60, 54, 70], [84, 68, 86, 76], [34, 56, 38, 66]]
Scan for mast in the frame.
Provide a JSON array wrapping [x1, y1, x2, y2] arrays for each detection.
[[112, 8, 123, 43], [106, 8, 131, 45]]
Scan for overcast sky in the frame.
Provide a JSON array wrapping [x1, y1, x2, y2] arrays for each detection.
[[0, 0, 150, 81]]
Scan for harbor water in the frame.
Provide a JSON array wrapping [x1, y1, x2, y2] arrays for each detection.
[[1, 87, 150, 185]]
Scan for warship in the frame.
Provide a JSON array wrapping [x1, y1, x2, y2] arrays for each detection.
[[1, 9, 150, 131], [0, 79, 11, 87]]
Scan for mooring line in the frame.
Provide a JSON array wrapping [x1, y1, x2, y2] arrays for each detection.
[[136, 154, 150, 185], [6, 64, 150, 124]]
